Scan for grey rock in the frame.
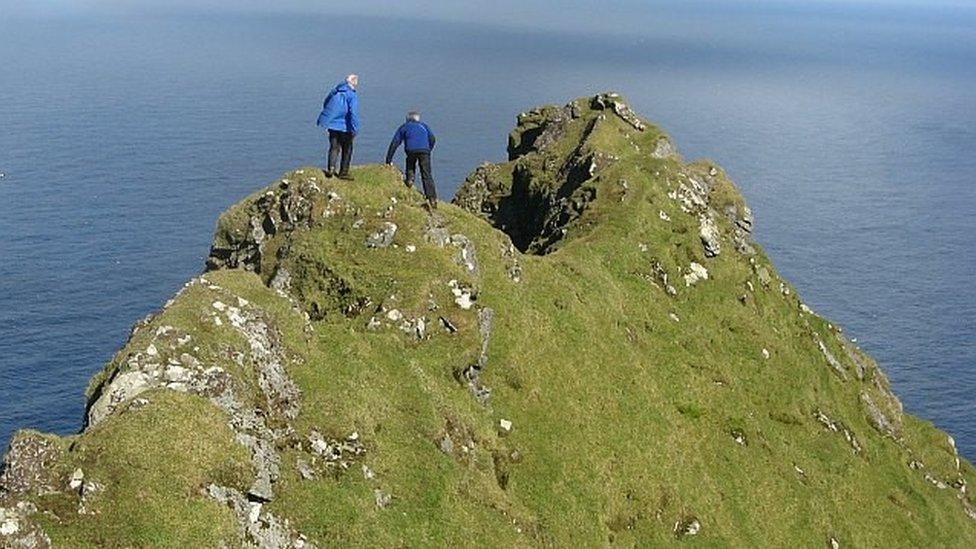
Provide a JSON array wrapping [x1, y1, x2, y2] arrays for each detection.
[[366, 222, 398, 248], [860, 392, 900, 438], [206, 484, 307, 548], [816, 337, 848, 380], [699, 215, 721, 257], [673, 516, 701, 538], [651, 137, 677, 159], [0, 432, 62, 495], [374, 489, 392, 509]]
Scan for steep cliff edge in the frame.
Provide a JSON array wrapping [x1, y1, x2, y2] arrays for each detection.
[[2, 94, 975, 547]]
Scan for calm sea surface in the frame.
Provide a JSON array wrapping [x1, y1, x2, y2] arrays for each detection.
[[1, 3, 975, 457]]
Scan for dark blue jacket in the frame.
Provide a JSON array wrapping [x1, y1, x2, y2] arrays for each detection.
[[386, 121, 436, 162], [316, 82, 360, 135]]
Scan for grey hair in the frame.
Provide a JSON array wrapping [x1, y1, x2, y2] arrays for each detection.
[[406, 111, 421, 122], [346, 74, 359, 88]]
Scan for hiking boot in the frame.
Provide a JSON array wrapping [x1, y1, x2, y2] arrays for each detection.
[[323, 168, 335, 178], [428, 199, 438, 210], [338, 173, 354, 181]]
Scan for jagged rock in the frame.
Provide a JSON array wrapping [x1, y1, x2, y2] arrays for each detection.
[[366, 222, 398, 248], [208, 174, 322, 273], [651, 137, 677, 159], [67, 468, 84, 492], [699, 215, 721, 257], [207, 484, 308, 548], [673, 516, 701, 538], [85, 285, 301, 503], [458, 308, 494, 405], [861, 391, 901, 438], [591, 92, 647, 132], [448, 280, 476, 310], [816, 337, 848, 380], [684, 262, 709, 286], [374, 489, 392, 509], [814, 410, 862, 455], [0, 432, 62, 495]]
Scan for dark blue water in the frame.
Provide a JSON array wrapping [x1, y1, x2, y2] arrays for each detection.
[[2, 2, 975, 458]]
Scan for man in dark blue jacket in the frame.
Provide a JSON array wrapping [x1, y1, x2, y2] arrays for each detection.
[[386, 111, 437, 209], [316, 74, 360, 180]]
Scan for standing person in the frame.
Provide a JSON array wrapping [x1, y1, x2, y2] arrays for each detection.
[[316, 74, 360, 180], [385, 111, 437, 209]]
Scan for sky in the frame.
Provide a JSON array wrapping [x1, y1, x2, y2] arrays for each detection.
[[5, 0, 976, 23]]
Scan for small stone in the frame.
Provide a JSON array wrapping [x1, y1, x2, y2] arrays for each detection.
[[145, 344, 158, 357], [659, 210, 671, 222], [296, 459, 316, 480], [366, 222, 398, 248], [439, 317, 458, 334], [674, 516, 701, 538], [0, 516, 19, 536], [683, 262, 709, 287], [68, 468, 85, 490], [762, 348, 770, 360], [499, 419, 513, 433], [669, 313, 680, 323], [439, 434, 454, 454], [362, 465, 375, 480], [374, 489, 392, 508], [405, 244, 417, 253], [386, 309, 403, 322], [212, 301, 227, 312]]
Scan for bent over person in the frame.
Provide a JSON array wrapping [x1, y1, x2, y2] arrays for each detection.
[[316, 74, 360, 180], [386, 111, 437, 209]]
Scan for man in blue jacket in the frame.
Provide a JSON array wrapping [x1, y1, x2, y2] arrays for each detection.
[[385, 111, 437, 209], [316, 74, 360, 180]]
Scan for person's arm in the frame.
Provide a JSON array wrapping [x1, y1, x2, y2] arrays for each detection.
[[316, 89, 337, 126], [426, 124, 436, 151], [385, 126, 404, 164], [348, 93, 360, 136]]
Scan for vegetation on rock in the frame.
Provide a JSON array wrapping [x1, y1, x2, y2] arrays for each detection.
[[2, 94, 974, 547]]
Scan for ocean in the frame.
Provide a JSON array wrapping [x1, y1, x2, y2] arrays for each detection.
[[1, 2, 975, 457]]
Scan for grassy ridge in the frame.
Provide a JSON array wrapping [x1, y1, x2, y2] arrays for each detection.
[[1, 95, 974, 547]]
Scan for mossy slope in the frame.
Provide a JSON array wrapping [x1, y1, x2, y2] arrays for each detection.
[[1, 94, 974, 548]]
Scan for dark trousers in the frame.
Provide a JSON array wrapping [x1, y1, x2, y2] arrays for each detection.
[[327, 130, 354, 175], [405, 151, 436, 201]]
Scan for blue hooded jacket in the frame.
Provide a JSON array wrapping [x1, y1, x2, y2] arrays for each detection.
[[385, 121, 436, 163], [316, 82, 360, 135]]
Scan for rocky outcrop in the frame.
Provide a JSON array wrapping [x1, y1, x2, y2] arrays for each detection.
[[86, 278, 301, 503], [2, 93, 975, 546], [0, 432, 61, 496], [207, 170, 327, 275]]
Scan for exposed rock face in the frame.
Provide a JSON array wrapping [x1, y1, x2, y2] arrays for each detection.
[[0, 433, 61, 496], [207, 173, 326, 274], [85, 278, 301, 504]]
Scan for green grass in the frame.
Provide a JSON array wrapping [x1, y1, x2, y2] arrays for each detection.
[[6, 96, 975, 547]]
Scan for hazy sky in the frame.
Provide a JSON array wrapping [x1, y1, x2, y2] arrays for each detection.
[[5, 0, 976, 23]]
